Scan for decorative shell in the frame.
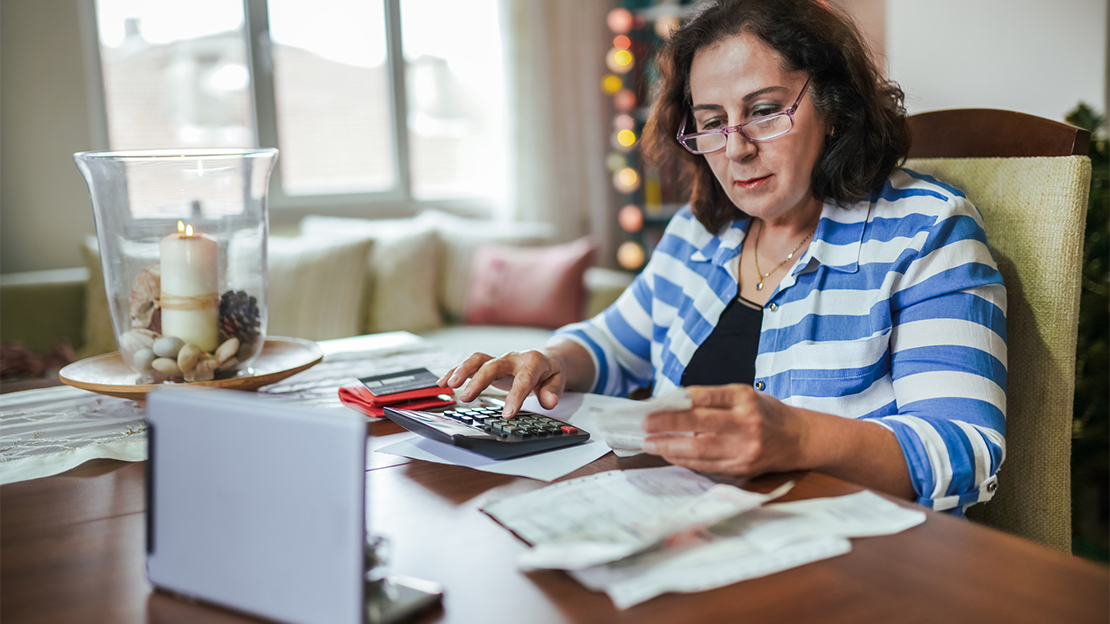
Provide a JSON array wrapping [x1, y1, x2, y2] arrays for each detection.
[[215, 338, 240, 365], [119, 330, 156, 356], [185, 356, 217, 382], [177, 343, 202, 374], [129, 265, 161, 330]]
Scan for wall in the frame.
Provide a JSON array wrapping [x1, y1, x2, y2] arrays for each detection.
[[1, 0, 100, 273], [887, 0, 1108, 121], [832, 0, 885, 62]]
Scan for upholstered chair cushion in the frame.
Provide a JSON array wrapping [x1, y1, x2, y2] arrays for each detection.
[[904, 156, 1091, 552]]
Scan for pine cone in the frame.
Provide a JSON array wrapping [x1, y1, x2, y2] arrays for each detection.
[[218, 290, 261, 350]]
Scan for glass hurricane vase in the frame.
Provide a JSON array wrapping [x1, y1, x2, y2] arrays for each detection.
[[74, 148, 277, 384]]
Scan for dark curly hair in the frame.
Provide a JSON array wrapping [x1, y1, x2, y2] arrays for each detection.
[[642, 0, 910, 233]]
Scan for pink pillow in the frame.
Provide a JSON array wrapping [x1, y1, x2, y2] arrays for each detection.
[[464, 237, 597, 329]]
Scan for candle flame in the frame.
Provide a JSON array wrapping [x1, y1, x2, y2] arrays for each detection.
[[185, 224, 194, 236], [177, 220, 185, 233]]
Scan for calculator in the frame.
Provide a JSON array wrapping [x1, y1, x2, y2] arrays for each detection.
[[382, 405, 591, 460]]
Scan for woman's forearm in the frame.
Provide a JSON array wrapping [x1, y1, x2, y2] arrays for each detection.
[[797, 407, 916, 501]]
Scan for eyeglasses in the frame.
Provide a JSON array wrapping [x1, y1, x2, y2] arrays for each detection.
[[676, 76, 812, 154]]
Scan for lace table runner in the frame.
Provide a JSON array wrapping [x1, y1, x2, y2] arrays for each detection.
[[0, 332, 464, 485]]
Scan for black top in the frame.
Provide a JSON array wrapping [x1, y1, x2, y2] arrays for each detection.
[[681, 296, 763, 387]]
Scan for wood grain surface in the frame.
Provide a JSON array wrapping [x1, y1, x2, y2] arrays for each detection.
[[907, 109, 1091, 158], [2, 421, 1107, 624]]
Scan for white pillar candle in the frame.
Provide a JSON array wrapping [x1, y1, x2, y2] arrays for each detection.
[[160, 221, 219, 352]]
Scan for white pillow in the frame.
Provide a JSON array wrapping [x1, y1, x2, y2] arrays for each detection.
[[266, 233, 375, 340], [415, 210, 555, 322], [299, 216, 442, 333]]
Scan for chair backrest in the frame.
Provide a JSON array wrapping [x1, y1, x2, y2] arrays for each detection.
[[905, 109, 1092, 552]]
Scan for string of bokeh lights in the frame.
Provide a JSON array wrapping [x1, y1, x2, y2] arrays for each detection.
[[602, 7, 680, 270]]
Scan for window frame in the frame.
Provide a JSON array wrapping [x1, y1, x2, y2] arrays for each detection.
[[81, 0, 502, 220]]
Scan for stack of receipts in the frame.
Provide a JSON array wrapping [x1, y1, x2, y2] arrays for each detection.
[[481, 466, 925, 609]]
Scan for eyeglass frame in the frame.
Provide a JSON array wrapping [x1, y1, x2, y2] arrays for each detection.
[[676, 76, 813, 155]]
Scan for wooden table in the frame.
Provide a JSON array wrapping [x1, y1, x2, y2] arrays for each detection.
[[2, 415, 1107, 624]]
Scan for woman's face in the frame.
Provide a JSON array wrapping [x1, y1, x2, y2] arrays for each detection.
[[688, 32, 828, 225]]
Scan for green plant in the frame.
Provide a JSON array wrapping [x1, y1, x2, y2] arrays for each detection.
[[1065, 103, 1109, 562]]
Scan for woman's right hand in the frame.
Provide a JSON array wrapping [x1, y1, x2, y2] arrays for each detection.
[[437, 349, 567, 418]]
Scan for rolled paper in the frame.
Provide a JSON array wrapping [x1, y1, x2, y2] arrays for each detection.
[[160, 223, 219, 352]]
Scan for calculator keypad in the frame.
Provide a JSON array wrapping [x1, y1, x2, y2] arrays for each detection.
[[440, 408, 576, 440], [384, 404, 590, 459]]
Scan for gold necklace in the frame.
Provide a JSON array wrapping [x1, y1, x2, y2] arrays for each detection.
[[752, 220, 816, 292]]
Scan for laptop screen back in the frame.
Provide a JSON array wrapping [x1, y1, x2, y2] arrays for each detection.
[[146, 387, 367, 624]]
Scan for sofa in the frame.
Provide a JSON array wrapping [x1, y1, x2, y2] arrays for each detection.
[[0, 210, 634, 378]]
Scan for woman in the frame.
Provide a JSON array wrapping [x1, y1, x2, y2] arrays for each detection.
[[439, 0, 1006, 515]]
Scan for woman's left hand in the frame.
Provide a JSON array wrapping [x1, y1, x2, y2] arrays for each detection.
[[642, 384, 810, 477]]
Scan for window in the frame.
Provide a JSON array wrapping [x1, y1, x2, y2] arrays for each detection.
[[90, 0, 508, 213]]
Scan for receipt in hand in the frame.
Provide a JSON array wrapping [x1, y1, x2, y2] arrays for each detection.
[[591, 389, 693, 457]]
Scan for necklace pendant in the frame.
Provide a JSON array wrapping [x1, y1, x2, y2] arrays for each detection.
[[756, 281, 764, 291]]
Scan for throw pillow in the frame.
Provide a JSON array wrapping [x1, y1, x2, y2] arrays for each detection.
[[415, 210, 556, 323], [464, 236, 596, 329], [299, 216, 442, 334], [83, 233, 375, 348], [266, 233, 375, 340]]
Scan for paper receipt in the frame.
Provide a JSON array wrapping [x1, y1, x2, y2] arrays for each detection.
[[591, 389, 693, 457], [480, 466, 793, 571]]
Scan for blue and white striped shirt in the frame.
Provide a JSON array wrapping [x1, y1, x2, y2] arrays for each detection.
[[553, 169, 1007, 513]]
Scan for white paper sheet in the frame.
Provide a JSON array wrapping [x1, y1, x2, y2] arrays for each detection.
[[569, 489, 926, 609], [481, 466, 792, 571], [736, 490, 927, 546], [572, 534, 852, 610], [375, 433, 611, 482]]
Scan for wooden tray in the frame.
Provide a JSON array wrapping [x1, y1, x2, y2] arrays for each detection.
[[58, 336, 324, 401]]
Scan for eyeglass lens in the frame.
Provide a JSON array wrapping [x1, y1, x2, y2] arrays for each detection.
[[683, 114, 794, 153]]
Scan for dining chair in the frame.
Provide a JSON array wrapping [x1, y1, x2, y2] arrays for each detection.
[[904, 108, 1092, 552]]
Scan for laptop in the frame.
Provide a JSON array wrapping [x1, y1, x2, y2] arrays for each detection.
[[146, 387, 442, 624]]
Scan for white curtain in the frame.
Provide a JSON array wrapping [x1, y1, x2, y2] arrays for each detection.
[[499, 0, 616, 264]]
